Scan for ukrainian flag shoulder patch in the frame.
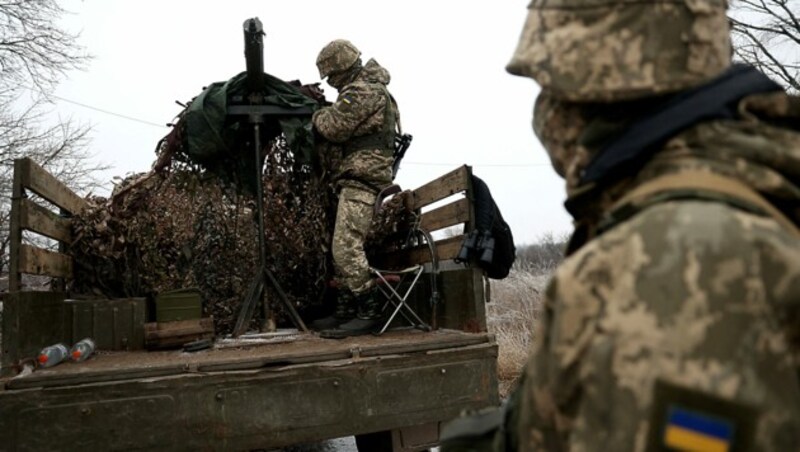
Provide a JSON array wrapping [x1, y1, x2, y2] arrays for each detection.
[[646, 380, 757, 452], [664, 406, 733, 452]]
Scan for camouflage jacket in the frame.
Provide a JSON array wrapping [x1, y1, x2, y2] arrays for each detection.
[[312, 58, 397, 193], [513, 92, 800, 451], [442, 92, 800, 451]]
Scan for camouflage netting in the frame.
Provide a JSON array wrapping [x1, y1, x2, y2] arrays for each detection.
[[69, 104, 414, 335], [70, 134, 341, 334]]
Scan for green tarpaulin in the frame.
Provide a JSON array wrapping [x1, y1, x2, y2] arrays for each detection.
[[183, 71, 319, 193]]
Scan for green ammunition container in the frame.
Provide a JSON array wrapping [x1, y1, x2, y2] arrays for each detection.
[[155, 288, 202, 322]]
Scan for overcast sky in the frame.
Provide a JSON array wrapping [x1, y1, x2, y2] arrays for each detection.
[[49, 0, 573, 245]]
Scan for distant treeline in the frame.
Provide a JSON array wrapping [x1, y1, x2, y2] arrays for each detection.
[[514, 232, 569, 274]]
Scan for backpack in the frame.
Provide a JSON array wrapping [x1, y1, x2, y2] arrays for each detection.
[[457, 175, 516, 279]]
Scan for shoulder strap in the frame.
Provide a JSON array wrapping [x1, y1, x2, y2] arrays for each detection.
[[582, 65, 782, 185], [606, 171, 800, 237]]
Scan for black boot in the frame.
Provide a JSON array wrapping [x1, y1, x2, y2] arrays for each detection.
[[310, 290, 357, 331], [320, 288, 383, 339]]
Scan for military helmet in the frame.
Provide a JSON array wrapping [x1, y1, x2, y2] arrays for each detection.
[[316, 39, 362, 79], [506, 0, 732, 102]]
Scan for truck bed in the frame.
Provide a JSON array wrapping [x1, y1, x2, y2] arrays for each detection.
[[0, 329, 498, 451], [1, 162, 499, 450], [2, 329, 490, 390]]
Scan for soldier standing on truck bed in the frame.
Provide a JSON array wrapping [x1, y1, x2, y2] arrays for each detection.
[[310, 39, 400, 338], [441, 0, 800, 450]]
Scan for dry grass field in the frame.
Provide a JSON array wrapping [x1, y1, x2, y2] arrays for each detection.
[[486, 269, 551, 397], [485, 234, 566, 397]]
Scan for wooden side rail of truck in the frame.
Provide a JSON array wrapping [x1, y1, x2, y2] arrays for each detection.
[[0, 158, 499, 452]]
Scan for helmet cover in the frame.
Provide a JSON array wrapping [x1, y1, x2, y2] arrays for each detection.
[[507, 0, 732, 102]]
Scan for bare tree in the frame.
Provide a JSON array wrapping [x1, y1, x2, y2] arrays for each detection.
[[0, 1, 106, 276], [730, 0, 800, 92], [0, 0, 88, 91]]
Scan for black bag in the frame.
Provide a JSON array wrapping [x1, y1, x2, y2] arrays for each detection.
[[457, 175, 516, 279]]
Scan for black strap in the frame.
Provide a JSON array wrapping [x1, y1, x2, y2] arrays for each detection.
[[582, 65, 782, 184]]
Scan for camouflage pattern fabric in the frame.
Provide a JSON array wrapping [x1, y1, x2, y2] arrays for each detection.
[[507, 95, 800, 451], [332, 186, 376, 295], [533, 91, 800, 230], [313, 57, 396, 191], [516, 200, 800, 451], [313, 48, 398, 296], [506, 0, 731, 102], [440, 0, 800, 447], [443, 94, 800, 452], [316, 39, 361, 79]]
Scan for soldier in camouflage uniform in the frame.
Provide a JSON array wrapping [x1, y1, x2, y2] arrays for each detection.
[[442, 0, 800, 450], [310, 39, 399, 337]]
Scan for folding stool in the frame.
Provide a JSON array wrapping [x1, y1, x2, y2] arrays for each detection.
[[371, 263, 430, 334], [370, 185, 439, 335]]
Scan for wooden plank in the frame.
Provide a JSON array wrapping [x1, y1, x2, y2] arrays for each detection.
[[203, 333, 492, 373], [18, 244, 73, 278], [18, 198, 73, 243], [449, 268, 488, 332], [9, 161, 23, 292], [7, 332, 493, 390], [379, 235, 464, 268], [410, 234, 463, 265], [16, 158, 87, 215], [406, 267, 488, 332], [144, 318, 215, 349], [411, 165, 470, 210], [144, 318, 214, 339], [420, 198, 470, 233], [11, 330, 489, 384], [0, 343, 498, 451]]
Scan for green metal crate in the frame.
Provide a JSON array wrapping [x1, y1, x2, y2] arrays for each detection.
[[155, 288, 202, 322]]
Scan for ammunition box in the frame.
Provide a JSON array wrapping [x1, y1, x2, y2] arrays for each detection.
[[155, 288, 202, 322], [66, 297, 147, 350]]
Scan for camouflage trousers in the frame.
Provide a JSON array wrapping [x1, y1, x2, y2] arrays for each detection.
[[332, 186, 376, 295]]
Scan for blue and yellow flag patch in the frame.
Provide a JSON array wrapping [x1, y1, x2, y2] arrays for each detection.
[[334, 94, 355, 112], [647, 380, 757, 452], [663, 406, 734, 452]]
